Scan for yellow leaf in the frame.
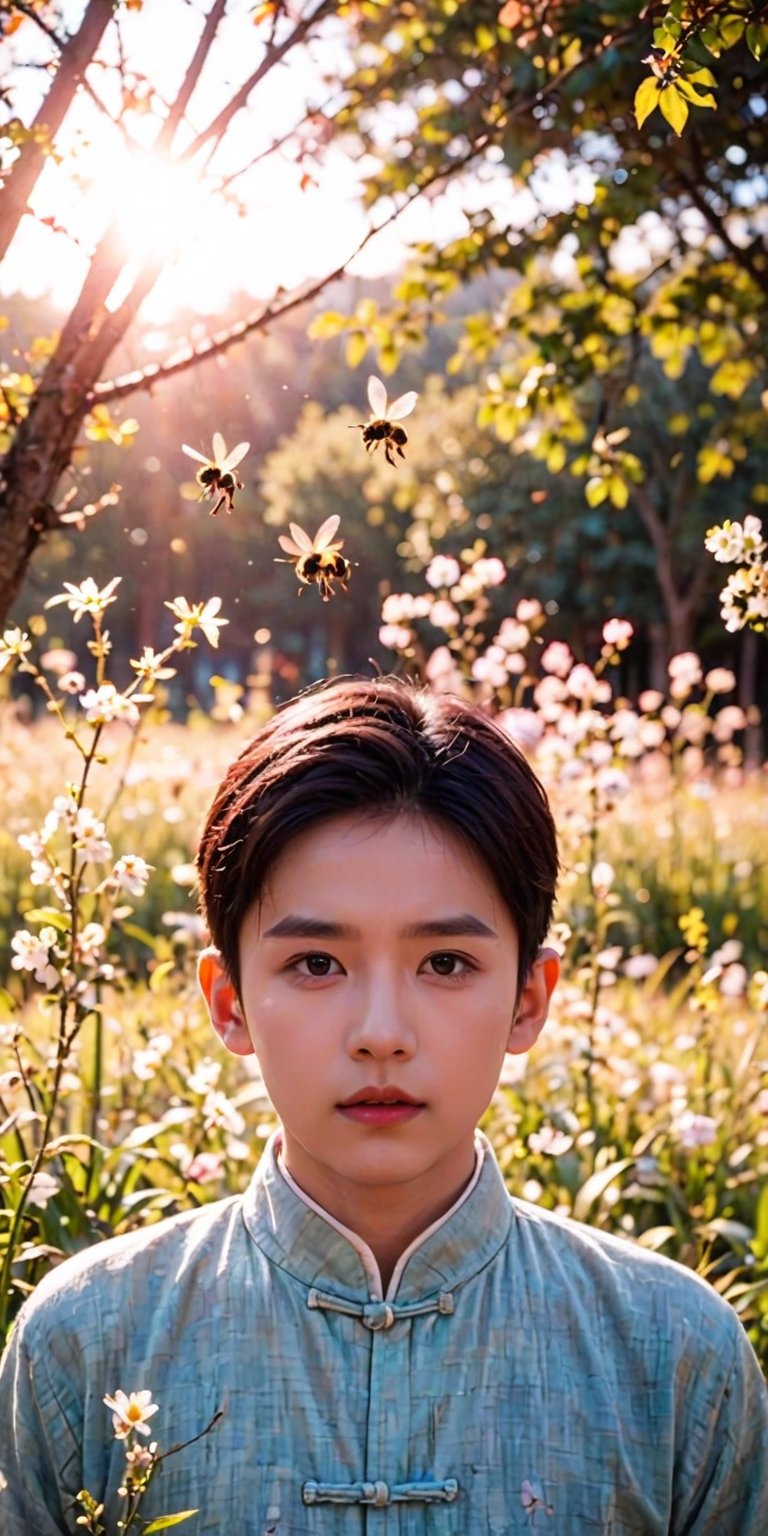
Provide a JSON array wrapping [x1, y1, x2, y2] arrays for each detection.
[[355, 297, 379, 327], [608, 474, 629, 509], [307, 311, 346, 339], [685, 66, 717, 88], [345, 331, 368, 369], [634, 76, 662, 128], [675, 79, 716, 108], [378, 344, 399, 375], [659, 85, 689, 135], [585, 476, 608, 508]]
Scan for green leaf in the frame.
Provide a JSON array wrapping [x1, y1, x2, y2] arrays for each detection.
[[44, 1134, 105, 1157], [746, 24, 768, 59], [142, 1513, 199, 1533], [23, 907, 70, 932], [149, 959, 176, 994], [634, 76, 661, 129], [659, 85, 689, 135], [121, 922, 159, 951], [573, 1158, 634, 1223], [635, 1226, 678, 1252], [0, 988, 16, 1019]]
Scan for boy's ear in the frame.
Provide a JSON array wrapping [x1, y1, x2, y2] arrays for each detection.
[[197, 947, 254, 1057], [506, 946, 560, 1056]]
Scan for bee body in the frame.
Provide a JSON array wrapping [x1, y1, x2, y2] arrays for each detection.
[[353, 377, 417, 468], [182, 433, 250, 516], [276, 517, 354, 601]]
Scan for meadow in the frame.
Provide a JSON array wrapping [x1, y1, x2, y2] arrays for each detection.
[[1, 576, 766, 1379]]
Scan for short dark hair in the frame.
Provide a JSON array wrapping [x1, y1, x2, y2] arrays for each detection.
[[197, 675, 558, 994]]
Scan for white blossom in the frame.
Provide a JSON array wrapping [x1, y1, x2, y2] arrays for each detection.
[[111, 853, 153, 897], [10, 927, 60, 988], [79, 684, 148, 725], [45, 576, 121, 622]]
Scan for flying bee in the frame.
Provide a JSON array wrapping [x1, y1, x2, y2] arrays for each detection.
[[275, 515, 353, 601], [181, 433, 250, 516], [352, 374, 418, 467]]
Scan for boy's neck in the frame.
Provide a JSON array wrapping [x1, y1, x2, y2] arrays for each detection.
[[277, 1138, 479, 1295]]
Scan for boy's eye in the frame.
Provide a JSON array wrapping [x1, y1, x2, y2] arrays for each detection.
[[425, 952, 471, 978], [293, 953, 340, 977]]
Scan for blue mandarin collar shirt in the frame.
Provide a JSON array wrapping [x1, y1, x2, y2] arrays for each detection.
[[1, 1129, 766, 1533]]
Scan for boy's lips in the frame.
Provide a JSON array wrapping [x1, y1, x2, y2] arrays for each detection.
[[337, 1086, 424, 1107], [337, 1087, 425, 1126]]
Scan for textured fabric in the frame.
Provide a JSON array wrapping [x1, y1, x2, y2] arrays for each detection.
[[0, 1129, 766, 1535]]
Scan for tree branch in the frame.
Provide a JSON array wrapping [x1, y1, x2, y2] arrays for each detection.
[[155, 0, 228, 156], [177, 0, 338, 169], [678, 133, 768, 298], [93, 126, 497, 404], [0, 0, 113, 264]]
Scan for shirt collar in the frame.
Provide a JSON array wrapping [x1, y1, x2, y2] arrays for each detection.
[[241, 1128, 513, 1304]]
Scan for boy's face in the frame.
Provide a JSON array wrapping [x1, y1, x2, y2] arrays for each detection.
[[199, 811, 557, 1217]]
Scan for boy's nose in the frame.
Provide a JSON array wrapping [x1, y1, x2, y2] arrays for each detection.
[[346, 982, 417, 1060]]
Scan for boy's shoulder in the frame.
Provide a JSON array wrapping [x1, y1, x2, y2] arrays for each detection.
[[14, 1190, 246, 1347], [505, 1190, 748, 1353]]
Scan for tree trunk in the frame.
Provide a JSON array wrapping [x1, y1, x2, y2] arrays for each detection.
[[0, 0, 113, 266]]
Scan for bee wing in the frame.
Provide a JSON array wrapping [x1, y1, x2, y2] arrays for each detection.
[[388, 390, 417, 421], [182, 444, 210, 465], [367, 375, 388, 416], [277, 534, 304, 556], [313, 514, 341, 551], [212, 432, 227, 463], [221, 441, 250, 471], [288, 521, 315, 552]]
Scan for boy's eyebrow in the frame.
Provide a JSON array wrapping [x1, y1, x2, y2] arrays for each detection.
[[262, 914, 498, 940]]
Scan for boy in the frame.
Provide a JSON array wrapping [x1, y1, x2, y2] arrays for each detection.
[[0, 674, 766, 1534]]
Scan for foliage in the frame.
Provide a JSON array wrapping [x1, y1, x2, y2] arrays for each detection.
[[312, 0, 768, 652]]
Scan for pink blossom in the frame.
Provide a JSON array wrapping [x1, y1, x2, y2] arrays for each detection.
[[429, 600, 460, 629], [472, 557, 507, 587], [705, 668, 736, 694], [378, 624, 411, 651], [426, 555, 461, 589], [567, 664, 611, 703], [713, 705, 747, 742], [497, 709, 544, 751], [602, 618, 633, 649], [540, 641, 572, 678], [516, 598, 542, 622], [496, 618, 530, 653]]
